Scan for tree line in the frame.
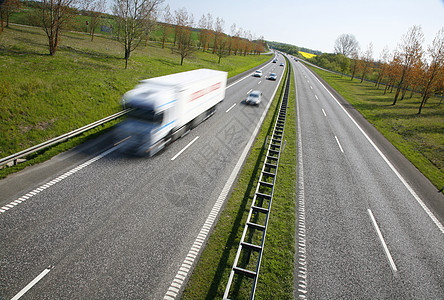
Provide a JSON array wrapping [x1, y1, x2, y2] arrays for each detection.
[[268, 41, 321, 57], [0, 0, 266, 68], [308, 27, 444, 114]]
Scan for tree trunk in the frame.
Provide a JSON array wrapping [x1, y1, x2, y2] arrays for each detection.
[[124, 48, 130, 69], [418, 94, 429, 114], [401, 87, 407, 100], [393, 81, 403, 105], [384, 80, 389, 94]]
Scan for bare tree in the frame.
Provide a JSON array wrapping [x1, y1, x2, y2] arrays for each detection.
[[334, 34, 359, 57], [143, 9, 157, 46], [384, 54, 401, 95], [172, 7, 187, 46], [160, 4, 172, 48], [41, 0, 78, 55], [350, 50, 361, 80], [204, 13, 213, 52], [360, 42, 373, 83], [392, 25, 424, 105], [418, 27, 444, 114], [113, 0, 162, 69], [231, 24, 241, 55], [0, 0, 20, 31], [173, 7, 193, 65], [375, 46, 390, 88], [212, 17, 224, 54], [88, 0, 105, 41]]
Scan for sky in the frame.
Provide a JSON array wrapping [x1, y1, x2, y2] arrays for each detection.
[[163, 0, 444, 59]]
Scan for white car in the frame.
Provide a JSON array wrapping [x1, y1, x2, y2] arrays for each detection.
[[246, 90, 262, 105], [253, 70, 262, 77]]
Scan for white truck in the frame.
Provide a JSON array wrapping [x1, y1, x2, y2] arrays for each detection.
[[115, 69, 227, 156]]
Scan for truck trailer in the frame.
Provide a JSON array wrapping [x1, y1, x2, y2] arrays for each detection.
[[115, 69, 228, 156]]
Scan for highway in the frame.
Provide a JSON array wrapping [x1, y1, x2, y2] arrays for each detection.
[[291, 56, 444, 299], [0, 55, 286, 299]]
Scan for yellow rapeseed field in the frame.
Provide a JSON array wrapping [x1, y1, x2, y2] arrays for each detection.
[[299, 51, 317, 59]]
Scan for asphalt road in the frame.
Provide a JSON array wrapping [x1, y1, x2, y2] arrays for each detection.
[[291, 56, 444, 299], [0, 55, 286, 299]]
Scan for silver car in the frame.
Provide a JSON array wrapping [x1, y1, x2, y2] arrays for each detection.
[[253, 70, 262, 77], [268, 73, 277, 81], [246, 90, 262, 105]]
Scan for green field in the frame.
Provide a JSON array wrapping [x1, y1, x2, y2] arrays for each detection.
[[0, 24, 270, 177], [183, 62, 297, 299], [307, 65, 444, 191]]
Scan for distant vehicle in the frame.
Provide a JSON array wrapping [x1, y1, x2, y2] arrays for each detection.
[[294, 58, 298, 62], [268, 73, 277, 81], [116, 69, 227, 156], [280, 62, 284, 66], [246, 90, 262, 105], [253, 70, 263, 77], [273, 59, 277, 63]]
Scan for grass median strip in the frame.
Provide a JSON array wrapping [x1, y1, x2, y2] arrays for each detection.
[[182, 63, 297, 299]]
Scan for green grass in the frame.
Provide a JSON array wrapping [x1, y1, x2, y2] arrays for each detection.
[[307, 65, 444, 191], [0, 24, 270, 178], [182, 61, 297, 299]]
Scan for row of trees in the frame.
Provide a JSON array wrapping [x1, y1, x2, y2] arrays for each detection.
[[156, 6, 265, 66], [0, 0, 266, 68], [310, 27, 444, 114], [268, 41, 321, 58]]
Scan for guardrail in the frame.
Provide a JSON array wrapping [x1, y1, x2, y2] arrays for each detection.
[[0, 109, 129, 168], [223, 57, 291, 300]]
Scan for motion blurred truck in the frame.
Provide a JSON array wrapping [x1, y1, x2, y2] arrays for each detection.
[[115, 69, 227, 156]]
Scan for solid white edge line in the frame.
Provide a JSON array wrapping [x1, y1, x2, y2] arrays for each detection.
[[367, 209, 398, 272], [11, 267, 52, 300], [304, 64, 444, 234], [163, 59, 282, 299], [334, 135, 344, 153], [0, 145, 121, 215], [225, 103, 236, 113], [170, 136, 199, 161], [294, 63, 308, 298]]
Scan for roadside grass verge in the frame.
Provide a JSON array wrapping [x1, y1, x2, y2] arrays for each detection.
[[307, 65, 444, 191], [0, 24, 270, 178], [182, 61, 296, 299]]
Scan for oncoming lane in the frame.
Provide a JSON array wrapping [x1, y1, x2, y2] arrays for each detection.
[[291, 56, 444, 299]]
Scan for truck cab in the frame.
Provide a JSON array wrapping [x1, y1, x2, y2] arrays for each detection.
[[116, 87, 176, 156]]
